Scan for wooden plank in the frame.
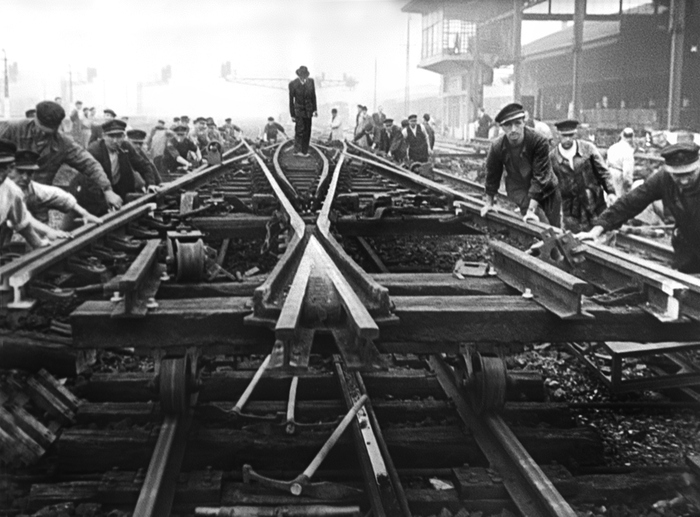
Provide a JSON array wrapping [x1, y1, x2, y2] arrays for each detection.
[[604, 341, 700, 357], [335, 214, 482, 237], [118, 239, 161, 293], [56, 425, 604, 473], [380, 296, 700, 345]]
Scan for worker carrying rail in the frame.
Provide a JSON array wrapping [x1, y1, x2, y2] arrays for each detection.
[[577, 142, 700, 274], [481, 102, 561, 227]]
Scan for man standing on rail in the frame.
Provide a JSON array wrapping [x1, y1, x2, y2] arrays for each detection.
[[0, 101, 123, 213], [0, 140, 47, 248], [550, 119, 615, 232], [481, 102, 561, 226], [577, 142, 700, 274], [288, 65, 317, 156]]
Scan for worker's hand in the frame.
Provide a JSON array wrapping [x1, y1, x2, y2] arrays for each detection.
[[104, 189, 123, 210], [83, 213, 104, 225], [522, 210, 540, 224], [291, 117, 296, 123], [605, 192, 617, 206], [575, 226, 605, 242], [45, 227, 72, 240], [313, 111, 318, 118], [147, 185, 163, 194], [480, 204, 494, 218]]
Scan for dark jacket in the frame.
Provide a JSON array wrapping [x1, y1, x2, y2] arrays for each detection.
[[0, 118, 111, 191], [288, 78, 317, 119], [596, 170, 700, 272], [550, 139, 614, 231], [485, 126, 559, 206], [87, 140, 156, 197], [376, 125, 404, 156]]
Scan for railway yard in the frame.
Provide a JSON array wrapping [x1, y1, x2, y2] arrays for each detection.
[[1, 135, 700, 517]]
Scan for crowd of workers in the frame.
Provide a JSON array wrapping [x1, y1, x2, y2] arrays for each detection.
[[478, 102, 700, 274], [1, 66, 698, 276], [0, 98, 243, 250]]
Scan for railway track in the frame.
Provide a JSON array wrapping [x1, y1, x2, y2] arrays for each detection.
[[1, 133, 699, 516]]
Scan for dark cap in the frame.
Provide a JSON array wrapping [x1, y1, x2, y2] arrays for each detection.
[[495, 102, 525, 125], [36, 101, 66, 130], [25, 108, 36, 118], [267, 116, 274, 121], [181, 116, 190, 122], [207, 121, 216, 127], [15, 150, 40, 170], [103, 108, 117, 118], [661, 142, 700, 173], [173, 124, 189, 134], [102, 119, 127, 135], [408, 114, 418, 120], [127, 129, 147, 142], [383, 118, 394, 125], [296, 65, 310, 77], [0, 139, 17, 165], [194, 117, 206, 124], [555, 119, 579, 135], [157, 119, 165, 125], [423, 114, 431, 121], [225, 118, 232, 122]]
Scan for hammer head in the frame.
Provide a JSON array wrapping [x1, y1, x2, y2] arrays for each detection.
[[242, 464, 362, 500]]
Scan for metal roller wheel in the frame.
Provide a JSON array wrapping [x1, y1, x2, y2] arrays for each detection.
[[465, 352, 507, 413], [159, 356, 191, 415], [175, 239, 206, 282]]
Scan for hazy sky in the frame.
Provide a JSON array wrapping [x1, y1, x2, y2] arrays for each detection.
[[2, 0, 560, 120]]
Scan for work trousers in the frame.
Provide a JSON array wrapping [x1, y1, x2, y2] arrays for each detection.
[[294, 117, 313, 154]]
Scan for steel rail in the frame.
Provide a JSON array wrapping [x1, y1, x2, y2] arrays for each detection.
[[317, 141, 346, 235], [429, 355, 577, 517], [244, 140, 305, 237], [334, 357, 411, 517]]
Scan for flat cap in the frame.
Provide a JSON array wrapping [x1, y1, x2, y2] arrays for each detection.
[[173, 124, 189, 134], [127, 129, 147, 142], [661, 142, 700, 173], [25, 109, 36, 118], [495, 102, 525, 125], [383, 118, 394, 125], [0, 139, 17, 164], [102, 119, 127, 134], [103, 108, 117, 118], [36, 101, 66, 130], [225, 118, 232, 122], [555, 119, 579, 134], [407, 114, 418, 120], [15, 150, 40, 170]]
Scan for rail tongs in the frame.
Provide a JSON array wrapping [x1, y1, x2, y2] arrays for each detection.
[[242, 394, 368, 500]]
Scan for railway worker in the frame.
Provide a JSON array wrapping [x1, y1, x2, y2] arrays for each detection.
[[206, 121, 224, 147], [25, 108, 36, 119], [162, 124, 199, 172], [550, 120, 615, 233], [353, 105, 372, 148], [375, 118, 404, 163], [262, 117, 287, 144], [64, 119, 157, 222], [577, 142, 700, 273], [190, 117, 210, 150], [0, 101, 122, 212], [329, 108, 343, 142], [127, 129, 162, 186], [89, 108, 118, 144], [401, 114, 431, 165], [221, 118, 242, 143], [481, 102, 561, 226], [0, 140, 47, 249], [606, 127, 636, 197], [146, 120, 167, 152], [7, 150, 103, 240], [69, 101, 84, 145], [475, 107, 493, 139], [288, 65, 317, 157], [170, 117, 181, 130], [423, 114, 436, 151]]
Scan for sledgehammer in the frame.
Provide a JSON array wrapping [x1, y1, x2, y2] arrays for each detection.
[[242, 394, 368, 499]]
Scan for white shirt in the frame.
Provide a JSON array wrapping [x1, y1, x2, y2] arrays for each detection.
[[558, 142, 578, 170], [0, 179, 31, 230], [607, 139, 635, 182]]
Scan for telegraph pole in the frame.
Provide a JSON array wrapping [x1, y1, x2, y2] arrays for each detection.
[[404, 17, 410, 114], [2, 49, 9, 118], [68, 65, 73, 103], [373, 58, 377, 111]]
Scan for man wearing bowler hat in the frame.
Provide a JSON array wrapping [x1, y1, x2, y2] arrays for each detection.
[[577, 142, 700, 273], [482, 102, 561, 226], [288, 65, 317, 156], [550, 119, 615, 232]]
